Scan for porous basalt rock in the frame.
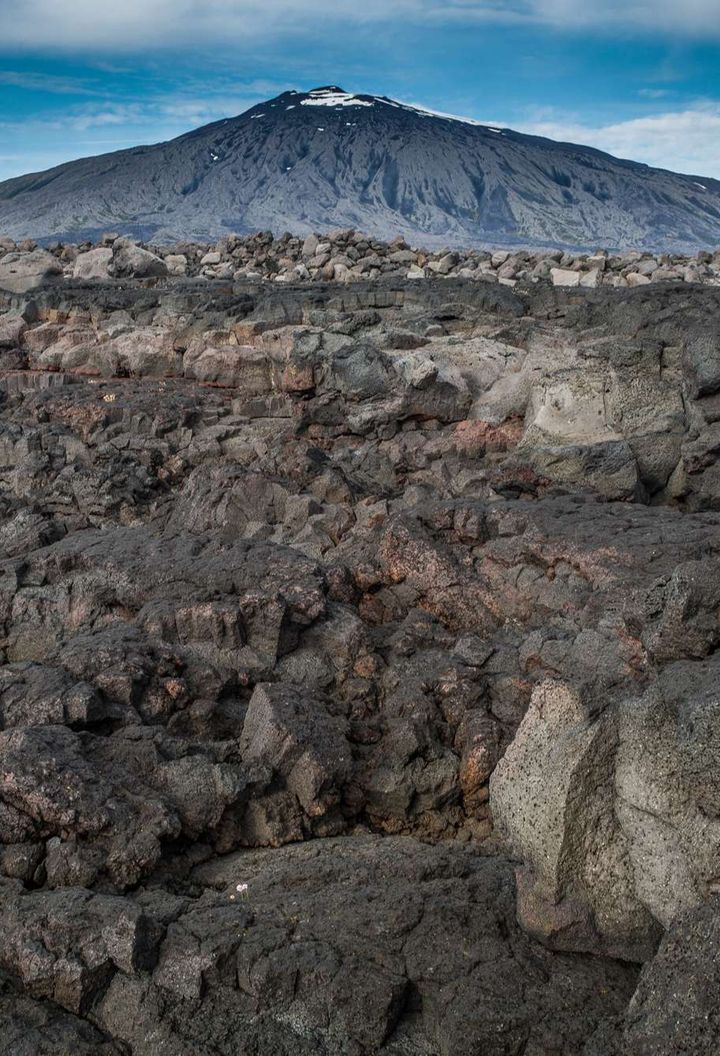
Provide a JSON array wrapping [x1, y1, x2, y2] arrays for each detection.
[[1, 273, 720, 1053]]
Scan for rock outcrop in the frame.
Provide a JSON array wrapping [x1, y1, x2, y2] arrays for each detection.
[[1, 271, 720, 1053]]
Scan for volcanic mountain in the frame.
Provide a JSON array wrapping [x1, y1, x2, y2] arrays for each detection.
[[2, 85, 720, 250]]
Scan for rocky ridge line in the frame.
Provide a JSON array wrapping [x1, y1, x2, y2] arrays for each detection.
[[1, 229, 720, 295]]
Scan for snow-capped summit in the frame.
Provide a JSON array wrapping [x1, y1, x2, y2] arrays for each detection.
[[300, 87, 374, 109], [1, 85, 719, 250], [298, 87, 500, 128]]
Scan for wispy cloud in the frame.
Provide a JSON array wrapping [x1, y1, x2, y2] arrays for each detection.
[[0, 70, 99, 94], [0, 0, 718, 51], [512, 104, 720, 179], [65, 95, 270, 131], [0, 90, 274, 163], [528, 0, 720, 35]]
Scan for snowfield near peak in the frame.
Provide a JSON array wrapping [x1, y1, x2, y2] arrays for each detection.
[[376, 96, 491, 128], [299, 89, 505, 133], [301, 88, 374, 108]]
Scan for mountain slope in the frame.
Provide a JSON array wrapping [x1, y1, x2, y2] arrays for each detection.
[[2, 85, 720, 250]]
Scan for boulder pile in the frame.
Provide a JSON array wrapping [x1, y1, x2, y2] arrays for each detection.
[[1, 229, 720, 290], [0, 271, 720, 1053]]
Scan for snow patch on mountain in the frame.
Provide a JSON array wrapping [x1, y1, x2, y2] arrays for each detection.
[[297, 86, 502, 132], [375, 96, 499, 130], [301, 87, 373, 109]]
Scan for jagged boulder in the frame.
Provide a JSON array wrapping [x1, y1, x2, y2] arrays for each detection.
[[109, 239, 167, 279], [0, 250, 62, 293], [491, 656, 720, 962], [490, 681, 660, 961], [240, 683, 350, 824], [73, 248, 113, 281], [0, 312, 28, 348], [518, 377, 639, 499]]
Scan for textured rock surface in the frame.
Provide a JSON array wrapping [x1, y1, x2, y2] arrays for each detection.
[[0, 250, 62, 294], [0, 839, 638, 1056], [1, 230, 720, 291], [620, 900, 720, 1056], [1, 273, 720, 1052], [2, 86, 720, 251]]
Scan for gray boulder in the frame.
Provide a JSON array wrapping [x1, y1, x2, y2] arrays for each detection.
[[518, 377, 639, 499], [551, 267, 580, 287], [0, 249, 62, 293], [490, 680, 660, 961], [72, 247, 113, 281], [0, 312, 27, 348], [683, 331, 720, 397], [109, 239, 168, 279], [491, 655, 720, 962], [240, 682, 351, 823]]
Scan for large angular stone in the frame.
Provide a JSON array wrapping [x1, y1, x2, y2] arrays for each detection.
[[490, 681, 659, 960], [109, 239, 168, 279], [240, 683, 350, 820], [551, 267, 581, 287], [0, 250, 62, 293], [73, 248, 113, 281]]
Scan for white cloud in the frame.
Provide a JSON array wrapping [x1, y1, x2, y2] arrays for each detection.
[[0, 0, 718, 50], [66, 98, 264, 132], [0, 88, 277, 177], [0, 71, 100, 94], [527, 0, 720, 35], [0, 93, 270, 136], [513, 106, 720, 179]]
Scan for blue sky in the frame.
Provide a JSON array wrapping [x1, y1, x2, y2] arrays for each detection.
[[1, 0, 720, 181]]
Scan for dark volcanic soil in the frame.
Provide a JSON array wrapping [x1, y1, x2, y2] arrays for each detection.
[[1, 275, 720, 1055]]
